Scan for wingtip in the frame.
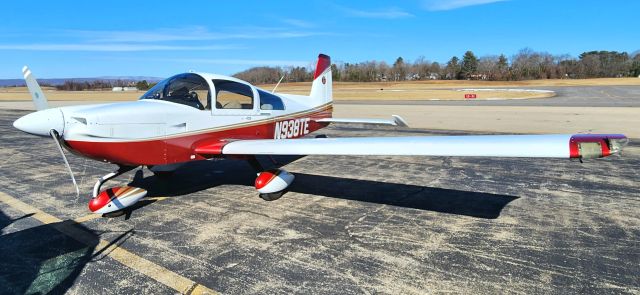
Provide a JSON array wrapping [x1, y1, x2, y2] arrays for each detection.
[[569, 134, 628, 159], [609, 135, 629, 156]]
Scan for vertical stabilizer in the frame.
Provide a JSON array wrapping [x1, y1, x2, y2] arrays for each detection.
[[309, 54, 332, 105]]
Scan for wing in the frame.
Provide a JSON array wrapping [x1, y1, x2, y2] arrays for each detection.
[[211, 134, 627, 159]]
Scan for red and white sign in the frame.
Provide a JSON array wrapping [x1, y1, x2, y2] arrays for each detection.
[[464, 94, 477, 99]]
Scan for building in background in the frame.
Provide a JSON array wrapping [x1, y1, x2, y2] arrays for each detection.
[[112, 86, 138, 92]]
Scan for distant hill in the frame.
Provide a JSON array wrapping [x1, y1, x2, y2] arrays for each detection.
[[0, 76, 164, 87]]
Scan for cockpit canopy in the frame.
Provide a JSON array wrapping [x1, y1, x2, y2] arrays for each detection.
[[141, 73, 285, 111], [141, 73, 209, 110]]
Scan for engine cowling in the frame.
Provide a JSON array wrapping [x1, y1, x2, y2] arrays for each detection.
[[255, 169, 295, 194]]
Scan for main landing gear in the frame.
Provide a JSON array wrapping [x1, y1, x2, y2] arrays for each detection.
[[247, 157, 294, 201], [87, 166, 148, 214], [87, 157, 294, 214]]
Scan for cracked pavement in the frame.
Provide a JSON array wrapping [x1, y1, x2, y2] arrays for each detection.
[[0, 108, 638, 294]]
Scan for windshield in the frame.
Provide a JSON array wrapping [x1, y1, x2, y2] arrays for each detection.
[[141, 73, 210, 110]]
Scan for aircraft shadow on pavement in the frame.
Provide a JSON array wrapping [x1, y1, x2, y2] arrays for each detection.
[[290, 173, 518, 219], [0, 210, 133, 294], [0, 210, 96, 294], [128, 156, 519, 219]]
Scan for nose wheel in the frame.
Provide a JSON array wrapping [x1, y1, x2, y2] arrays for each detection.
[[88, 166, 147, 214]]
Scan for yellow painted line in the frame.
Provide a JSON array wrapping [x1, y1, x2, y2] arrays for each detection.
[[0, 192, 60, 224], [0, 191, 218, 295], [73, 213, 102, 223]]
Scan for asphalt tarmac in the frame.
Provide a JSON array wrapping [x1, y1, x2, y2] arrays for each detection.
[[0, 108, 638, 294], [337, 85, 640, 107]]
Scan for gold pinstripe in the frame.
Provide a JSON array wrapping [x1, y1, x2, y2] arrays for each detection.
[[115, 187, 144, 200]]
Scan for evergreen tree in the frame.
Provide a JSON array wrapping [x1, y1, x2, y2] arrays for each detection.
[[496, 54, 509, 79], [135, 80, 150, 90], [330, 64, 340, 81], [445, 56, 460, 79], [497, 54, 508, 69], [461, 51, 479, 79], [392, 57, 406, 80]]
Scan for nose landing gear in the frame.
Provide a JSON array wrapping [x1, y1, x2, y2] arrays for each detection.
[[88, 166, 147, 214]]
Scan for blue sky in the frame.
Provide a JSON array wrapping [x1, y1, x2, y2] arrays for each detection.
[[1, 0, 638, 78]]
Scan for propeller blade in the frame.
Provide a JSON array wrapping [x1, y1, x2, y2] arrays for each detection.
[[49, 130, 80, 197], [22, 66, 49, 110]]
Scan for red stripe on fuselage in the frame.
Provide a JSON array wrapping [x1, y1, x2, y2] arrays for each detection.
[[66, 105, 332, 166]]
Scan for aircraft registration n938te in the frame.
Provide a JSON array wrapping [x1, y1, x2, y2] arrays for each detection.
[[13, 54, 629, 215]]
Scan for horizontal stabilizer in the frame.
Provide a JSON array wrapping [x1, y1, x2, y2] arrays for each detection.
[[316, 115, 408, 127]]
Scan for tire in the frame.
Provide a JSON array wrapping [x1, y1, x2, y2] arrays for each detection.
[[259, 191, 284, 201]]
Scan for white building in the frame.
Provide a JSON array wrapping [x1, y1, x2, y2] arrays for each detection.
[[112, 87, 138, 92]]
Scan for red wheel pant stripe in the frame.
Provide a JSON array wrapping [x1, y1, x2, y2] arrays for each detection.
[[255, 170, 279, 189]]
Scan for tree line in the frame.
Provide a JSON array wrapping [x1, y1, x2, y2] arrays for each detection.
[[54, 80, 154, 91], [233, 49, 640, 84]]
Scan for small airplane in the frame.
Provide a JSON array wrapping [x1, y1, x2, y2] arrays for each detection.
[[13, 54, 628, 215]]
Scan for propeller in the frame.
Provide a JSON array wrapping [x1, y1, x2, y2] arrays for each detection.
[[49, 129, 80, 197], [19, 67, 80, 197]]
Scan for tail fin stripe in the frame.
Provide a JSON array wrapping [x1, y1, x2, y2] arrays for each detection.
[[313, 54, 331, 79]]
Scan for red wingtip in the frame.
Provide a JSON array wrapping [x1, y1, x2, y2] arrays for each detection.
[[569, 134, 628, 159], [313, 54, 331, 79]]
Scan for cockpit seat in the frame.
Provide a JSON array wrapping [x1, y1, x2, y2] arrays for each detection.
[[223, 101, 242, 109], [188, 91, 204, 110]]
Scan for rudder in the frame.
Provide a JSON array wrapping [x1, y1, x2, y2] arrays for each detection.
[[309, 54, 332, 105]]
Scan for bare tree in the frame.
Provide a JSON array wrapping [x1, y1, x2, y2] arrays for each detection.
[[478, 55, 499, 80], [232, 49, 640, 84]]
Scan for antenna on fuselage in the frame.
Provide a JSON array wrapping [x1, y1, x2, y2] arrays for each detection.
[[271, 75, 286, 93]]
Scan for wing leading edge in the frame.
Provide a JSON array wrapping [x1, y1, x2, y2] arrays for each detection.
[[218, 134, 627, 159]]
